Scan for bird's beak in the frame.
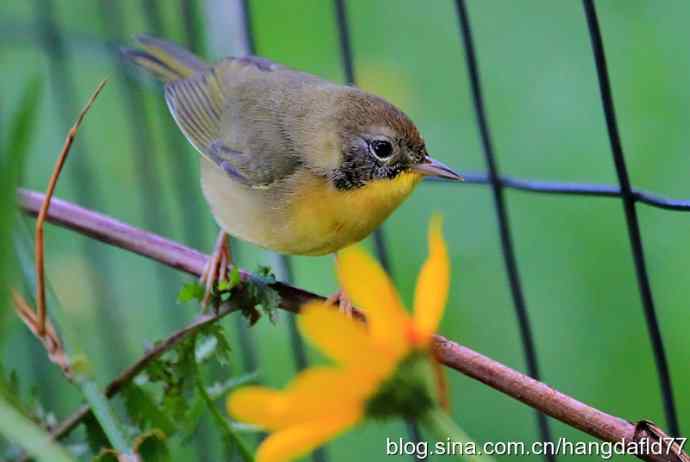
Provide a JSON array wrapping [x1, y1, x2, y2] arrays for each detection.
[[412, 156, 463, 181]]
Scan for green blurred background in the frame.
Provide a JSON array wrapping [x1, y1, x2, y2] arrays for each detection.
[[2, 0, 689, 460]]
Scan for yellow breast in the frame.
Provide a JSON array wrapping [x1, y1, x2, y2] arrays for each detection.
[[278, 171, 423, 256]]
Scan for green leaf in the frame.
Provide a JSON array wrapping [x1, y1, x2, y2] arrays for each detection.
[[84, 414, 110, 456], [145, 336, 200, 427], [0, 77, 42, 335], [133, 429, 171, 462], [216, 265, 242, 304], [132, 328, 236, 447], [250, 284, 281, 325], [0, 364, 56, 438], [176, 281, 205, 303], [421, 407, 496, 462], [236, 266, 281, 325], [197, 324, 232, 365], [229, 266, 241, 288], [79, 380, 133, 455], [191, 336, 254, 462], [0, 365, 25, 416], [260, 285, 281, 324], [122, 385, 176, 435], [0, 396, 75, 462], [218, 266, 242, 292], [177, 393, 205, 442], [255, 265, 276, 284], [92, 449, 119, 462]]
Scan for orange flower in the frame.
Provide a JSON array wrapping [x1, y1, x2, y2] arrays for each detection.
[[228, 216, 450, 462]]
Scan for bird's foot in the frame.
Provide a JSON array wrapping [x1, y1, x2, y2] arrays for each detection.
[[326, 289, 353, 317], [200, 231, 231, 310]]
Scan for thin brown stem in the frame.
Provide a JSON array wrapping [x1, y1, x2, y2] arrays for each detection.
[[11, 289, 71, 377], [34, 80, 108, 335], [17, 189, 688, 462]]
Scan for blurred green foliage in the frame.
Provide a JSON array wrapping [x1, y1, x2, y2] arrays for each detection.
[[0, 79, 78, 461], [0, 77, 41, 335], [2, 0, 690, 461]]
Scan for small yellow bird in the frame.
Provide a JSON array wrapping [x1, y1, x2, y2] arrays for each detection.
[[123, 36, 461, 304]]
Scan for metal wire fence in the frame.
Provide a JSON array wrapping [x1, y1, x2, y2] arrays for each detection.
[[7, 0, 689, 460]]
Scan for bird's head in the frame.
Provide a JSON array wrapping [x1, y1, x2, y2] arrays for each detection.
[[330, 89, 462, 191]]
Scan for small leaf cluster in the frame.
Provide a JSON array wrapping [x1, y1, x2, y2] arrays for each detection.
[[177, 264, 281, 326], [80, 323, 254, 461]]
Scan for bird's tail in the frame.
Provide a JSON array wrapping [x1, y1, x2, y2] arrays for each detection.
[[121, 35, 209, 82]]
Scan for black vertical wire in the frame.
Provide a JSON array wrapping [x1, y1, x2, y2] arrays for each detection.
[[131, 19, 220, 461], [179, 0, 211, 255], [135, 26, 221, 462], [453, 1, 555, 457], [582, 0, 680, 436], [181, 0, 206, 58], [141, 0, 164, 37], [239, 0, 257, 58], [274, 256, 309, 371], [33, 0, 129, 369], [239, 0, 313, 376], [207, 0, 258, 379], [97, 0, 183, 333], [239, 2, 326, 460], [333, 1, 423, 458], [140, 1, 209, 252], [178, 3, 226, 459]]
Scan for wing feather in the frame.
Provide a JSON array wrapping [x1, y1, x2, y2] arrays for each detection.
[[164, 57, 304, 188]]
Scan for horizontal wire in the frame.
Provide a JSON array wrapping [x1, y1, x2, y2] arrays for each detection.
[[3, 20, 688, 213], [427, 174, 690, 211], [1, 22, 689, 213]]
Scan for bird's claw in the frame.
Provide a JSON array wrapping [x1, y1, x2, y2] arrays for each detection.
[[200, 231, 230, 311], [326, 289, 353, 317]]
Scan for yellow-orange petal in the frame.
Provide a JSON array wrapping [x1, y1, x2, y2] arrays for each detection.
[[283, 367, 373, 421], [298, 302, 392, 374], [336, 245, 409, 358], [228, 367, 367, 431], [413, 215, 450, 345], [256, 407, 362, 462], [286, 367, 351, 392], [227, 386, 289, 431]]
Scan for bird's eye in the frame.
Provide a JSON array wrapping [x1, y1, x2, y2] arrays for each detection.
[[369, 139, 394, 159]]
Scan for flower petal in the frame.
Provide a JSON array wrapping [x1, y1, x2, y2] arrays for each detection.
[[228, 367, 367, 431], [298, 302, 391, 374], [287, 368, 373, 423], [256, 407, 362, 462], [413, 215, 450, 345], [285, 367, 372, 410], [227, 386, 289, 431], [336, 245, 409, 357]]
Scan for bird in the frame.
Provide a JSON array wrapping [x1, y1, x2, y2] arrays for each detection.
[[122, 35, 462, 308]]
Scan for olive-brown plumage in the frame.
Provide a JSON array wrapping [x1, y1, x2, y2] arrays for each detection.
[[123, 35, 461, 256]]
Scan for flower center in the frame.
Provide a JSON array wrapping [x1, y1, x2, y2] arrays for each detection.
[[365, 351, 435, 420]]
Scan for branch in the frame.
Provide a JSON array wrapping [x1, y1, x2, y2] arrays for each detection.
[[17, 188, 688, 462]]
